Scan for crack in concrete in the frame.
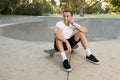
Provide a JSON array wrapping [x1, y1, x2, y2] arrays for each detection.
[[67, 72, 70, 80], [66, 54, 72, 80]]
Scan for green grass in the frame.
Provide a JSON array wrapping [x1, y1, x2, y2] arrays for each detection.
[[0, 15, 29, 19], [85, 14, 120, 18], [51, 13, 120, 18], [0, 14, 120, 19], [74, 14, 120, 18]]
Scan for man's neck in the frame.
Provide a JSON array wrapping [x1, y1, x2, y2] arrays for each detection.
[[64, 22, 70, 26]]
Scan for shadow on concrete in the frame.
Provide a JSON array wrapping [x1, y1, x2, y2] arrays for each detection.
[[44, 44, 79, 56]]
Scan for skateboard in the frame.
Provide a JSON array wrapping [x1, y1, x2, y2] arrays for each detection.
[[44, 45, 79, 56]]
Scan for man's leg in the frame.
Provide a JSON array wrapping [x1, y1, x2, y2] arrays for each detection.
[[55, 39, 72, 71], [74, 31, 89, 49], [74, 31, 100, 64]]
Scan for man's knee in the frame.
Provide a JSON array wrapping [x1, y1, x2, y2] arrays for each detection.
[[56, 39, 63, 44], [76, 31, 86, 38], [55, 39, 65, 52], [78, 31, 86, 36], [74, 31, 86, 41], [55, 39, 65, 48]]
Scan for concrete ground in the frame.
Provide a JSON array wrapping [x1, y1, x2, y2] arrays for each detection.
[[0, 17, 120, 80], [0, 36, 120, 80]]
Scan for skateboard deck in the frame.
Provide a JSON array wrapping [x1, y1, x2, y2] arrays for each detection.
[[44, 45, 79, 56]]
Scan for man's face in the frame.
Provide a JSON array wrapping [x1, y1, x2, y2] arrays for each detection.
[[63, 12, 72, 24]]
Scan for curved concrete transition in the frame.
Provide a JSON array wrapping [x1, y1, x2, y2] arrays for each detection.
[[0, 17, 120, 80], [0, 17, 120, 42], [85, 18, 120, 41], [0, 21, 53, 42]]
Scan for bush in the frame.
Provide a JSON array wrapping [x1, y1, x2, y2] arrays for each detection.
[[85, 2, 104, 14], [14, 1, 53, 16], [1, 7, 13, 14]]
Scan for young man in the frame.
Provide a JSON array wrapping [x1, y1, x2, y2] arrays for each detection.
[[54, 10, 100, 72]]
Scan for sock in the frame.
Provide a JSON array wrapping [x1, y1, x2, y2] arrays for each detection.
[[85, 48, 92, 57], [60, 52, 67, 61]]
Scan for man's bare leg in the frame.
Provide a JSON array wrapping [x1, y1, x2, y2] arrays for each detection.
[[55, 39, 64, 52], [74, 31, 89, 49], [55, 39, 72, 71], [74, 31, 92, 56], [74, 31, 100, 64]]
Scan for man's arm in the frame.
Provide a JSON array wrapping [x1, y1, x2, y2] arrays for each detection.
[[53, 27, 72, 53], [54, 27, 67, 43], [69, 20, 88, 34], [73, 23, 88, 34]]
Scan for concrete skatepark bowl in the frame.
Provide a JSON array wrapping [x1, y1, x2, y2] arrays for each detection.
[[0, 21, 53, 42], [0, 17, 120, 42], [0, 17, 120, 80]]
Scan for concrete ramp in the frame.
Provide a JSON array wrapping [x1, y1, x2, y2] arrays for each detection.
[[0, 21, 53, 42], [76, 18, 120, 41], [0, 17, 120, 42], [86, 18, 120, 41]]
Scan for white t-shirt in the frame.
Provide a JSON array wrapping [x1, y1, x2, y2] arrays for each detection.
[[55, 20, 80, 39]]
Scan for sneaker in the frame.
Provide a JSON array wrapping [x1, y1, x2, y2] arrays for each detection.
[[86, 54, 100, 65], [63, 59, 72, 72]]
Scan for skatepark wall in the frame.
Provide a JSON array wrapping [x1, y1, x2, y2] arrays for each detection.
[[0, 17, 120, 42], [0, 21, 54, 42], [76, 18, 120, 41]]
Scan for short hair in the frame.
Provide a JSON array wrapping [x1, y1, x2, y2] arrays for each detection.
[[63, 10, 73, 17]]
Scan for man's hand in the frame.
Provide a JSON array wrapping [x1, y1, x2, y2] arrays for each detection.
[[80, 27, 88, 34], [65, 41, 72, 53], [68, 19, 74, 25], [69, 20, 88, 34]]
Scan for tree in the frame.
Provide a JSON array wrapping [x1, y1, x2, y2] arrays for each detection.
[[110, 0, 120, 12], [59, 0, 82, 15], [84, 0, 103, 14], [80, 0, 85, 17], [14, 0, 53, 16], [0, 0, 28, 14]]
